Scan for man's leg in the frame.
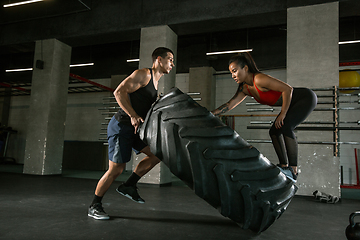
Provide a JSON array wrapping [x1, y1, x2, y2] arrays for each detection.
[[88, 161, 125, 220], [116, 146, 160, 203], [95, 161, 126, 196], [134, 146, 161, 177]]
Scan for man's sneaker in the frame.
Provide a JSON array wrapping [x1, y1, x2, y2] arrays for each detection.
[[88, 203, 110, 220], [116, 184, 145, 204], [277, 165, 297, 183]]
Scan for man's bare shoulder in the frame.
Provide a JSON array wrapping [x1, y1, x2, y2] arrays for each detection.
[[129, 68, 151, 85]]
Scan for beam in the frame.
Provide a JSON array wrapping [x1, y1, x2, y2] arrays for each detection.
[[69, 73, 114, 92]]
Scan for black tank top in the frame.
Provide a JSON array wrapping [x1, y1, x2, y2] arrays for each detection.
[[115, 68, 158, 125]]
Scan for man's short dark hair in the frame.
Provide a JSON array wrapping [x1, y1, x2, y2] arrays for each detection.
[[152, 47, 174, 62]]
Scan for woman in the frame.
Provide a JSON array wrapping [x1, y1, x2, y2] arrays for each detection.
[[212, 52, 317, 181]]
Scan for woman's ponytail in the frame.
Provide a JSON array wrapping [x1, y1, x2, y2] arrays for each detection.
[[229, 52, 260, 73]]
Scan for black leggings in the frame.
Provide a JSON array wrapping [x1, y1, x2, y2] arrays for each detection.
[[269, 88, 317, 166]]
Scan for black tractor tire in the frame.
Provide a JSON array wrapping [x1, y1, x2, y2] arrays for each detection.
[[139, 87, 298, 233]]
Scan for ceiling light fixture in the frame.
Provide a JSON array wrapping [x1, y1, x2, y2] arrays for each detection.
[[6, 63, 94, 72], [206, 49, 253, 56], [3, 0, 43, 8], [70, 63, 94, 67], [339, 40, 360, 45], [6, 68, 33, 72], [127, 59, 140, 62]]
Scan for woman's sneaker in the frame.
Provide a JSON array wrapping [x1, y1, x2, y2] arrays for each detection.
[[88, 203, 110, 220], [277, 165, 297, 183]]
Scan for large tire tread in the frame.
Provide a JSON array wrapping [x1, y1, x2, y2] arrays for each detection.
[[139, 88, 297, 233]]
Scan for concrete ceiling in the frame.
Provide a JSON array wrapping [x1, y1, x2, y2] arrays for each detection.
[[0, 0, 360, 86]]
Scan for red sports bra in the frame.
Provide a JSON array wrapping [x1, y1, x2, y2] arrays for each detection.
[[246, 74, 282, 106]]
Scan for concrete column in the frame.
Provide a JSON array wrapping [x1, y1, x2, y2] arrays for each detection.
[[189, 67, 216, 110], [138, 25, 178, 96], [287, 2, 340, 196], [23, 39, 71, 175], [133, 25, 177, 185]]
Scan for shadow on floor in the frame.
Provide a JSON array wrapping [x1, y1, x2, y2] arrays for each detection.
[[0, 168, 359, 240]]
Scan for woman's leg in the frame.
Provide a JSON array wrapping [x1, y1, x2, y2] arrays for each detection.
[[276, 88, 317, 174], [269, 126, 288, 166]]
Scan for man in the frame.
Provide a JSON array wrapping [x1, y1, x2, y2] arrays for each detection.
[[88, 47, 175, 220]]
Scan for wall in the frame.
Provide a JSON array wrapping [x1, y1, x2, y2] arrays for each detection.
[[338, 66, 360, 185], [6, 95, 29, 164], [5, 72, 359, 187], [339, 92, 360, 185], [175, 73, 190, 93], [64, 80, 111, 141], [6, 75, 188, 165], [6, 79, 111, 165]]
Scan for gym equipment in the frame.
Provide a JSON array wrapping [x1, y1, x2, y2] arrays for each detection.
[[346, 211, 360, 240], [339, 71, 360, 93], [139, 87, 297, 233], [312, 190, 339, 204]]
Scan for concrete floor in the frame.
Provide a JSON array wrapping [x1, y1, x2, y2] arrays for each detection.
[[1, 169, 359, 240]]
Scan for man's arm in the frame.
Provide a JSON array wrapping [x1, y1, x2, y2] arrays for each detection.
[[113, 69, 150, 132]]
